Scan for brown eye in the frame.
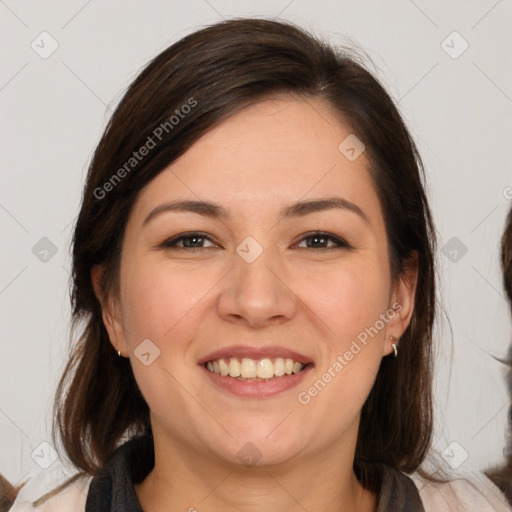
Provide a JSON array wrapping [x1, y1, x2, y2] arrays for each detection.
[[161, 232, 217, 249], [296, 232, 351, 250]]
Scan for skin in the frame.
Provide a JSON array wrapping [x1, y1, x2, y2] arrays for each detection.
[[92, 95, 418, 512]]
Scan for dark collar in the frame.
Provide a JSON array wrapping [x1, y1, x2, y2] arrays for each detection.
[[85, 434, 152, 512], [85, 434, 425, 512], [376, 463, 425, 511]]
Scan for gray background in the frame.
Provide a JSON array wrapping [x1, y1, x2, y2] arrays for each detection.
[[1, 0, 511, 488]]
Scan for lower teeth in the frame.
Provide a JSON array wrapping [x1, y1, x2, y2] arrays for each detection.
[[234, 376, 276, 382], [205, 362, 309, 380], [212, 369, 306, 381]]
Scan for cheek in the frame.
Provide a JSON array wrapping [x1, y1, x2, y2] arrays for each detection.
[[119, 263, 213, 435], [297, 256, 391, 342], [120, 259, 217, 344], [294, 258, 390, 408]]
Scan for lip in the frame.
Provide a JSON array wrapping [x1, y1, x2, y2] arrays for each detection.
[[197, 345, 314, 365], [200, 362, 314, 398], [197, 345, 314, 399]]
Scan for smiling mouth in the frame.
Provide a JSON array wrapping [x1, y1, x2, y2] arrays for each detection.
[[205, 357, 311, 381]]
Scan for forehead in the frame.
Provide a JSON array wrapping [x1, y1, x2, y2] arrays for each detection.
[[131, 95, 382, 226]]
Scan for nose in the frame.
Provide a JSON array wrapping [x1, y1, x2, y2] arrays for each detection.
[[216, 243, 297, 329]]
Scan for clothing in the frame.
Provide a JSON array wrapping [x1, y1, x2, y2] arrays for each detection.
[[9, 434, 512, 511]]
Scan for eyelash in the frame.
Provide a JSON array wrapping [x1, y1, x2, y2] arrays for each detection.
[[159, 231, 352, 251]]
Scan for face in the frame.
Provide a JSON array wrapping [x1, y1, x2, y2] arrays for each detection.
[[94, 95, 416, 468]]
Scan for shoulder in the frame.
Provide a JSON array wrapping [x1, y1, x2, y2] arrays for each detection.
[[410, 470, 512, 511], [9, 472, 92, 512]]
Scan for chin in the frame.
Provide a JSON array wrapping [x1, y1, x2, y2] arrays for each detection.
[[206, 422, 306, 468]]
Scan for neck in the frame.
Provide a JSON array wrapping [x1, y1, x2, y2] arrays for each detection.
[[134, 428, 377, 512]]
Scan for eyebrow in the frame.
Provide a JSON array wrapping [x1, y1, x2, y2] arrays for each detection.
[[142, 197, 370, 226]]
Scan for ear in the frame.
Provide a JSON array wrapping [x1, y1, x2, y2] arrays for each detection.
[[382, 252, 419, 357], [91, 265, 128, 356]]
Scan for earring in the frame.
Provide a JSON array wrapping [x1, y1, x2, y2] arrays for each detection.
[[117, 350, 121, 357], [390, 336, 398, 358]]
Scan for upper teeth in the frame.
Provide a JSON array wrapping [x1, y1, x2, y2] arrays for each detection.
[[206, 357, 305, 380]]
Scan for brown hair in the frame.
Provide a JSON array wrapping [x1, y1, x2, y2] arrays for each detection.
[[486, 207, 512, 502], [53, 17, 437, 489], [501, 208, 512, 308]]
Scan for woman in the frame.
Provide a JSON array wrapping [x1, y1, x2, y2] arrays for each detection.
[[10, 17, 510, 512]]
